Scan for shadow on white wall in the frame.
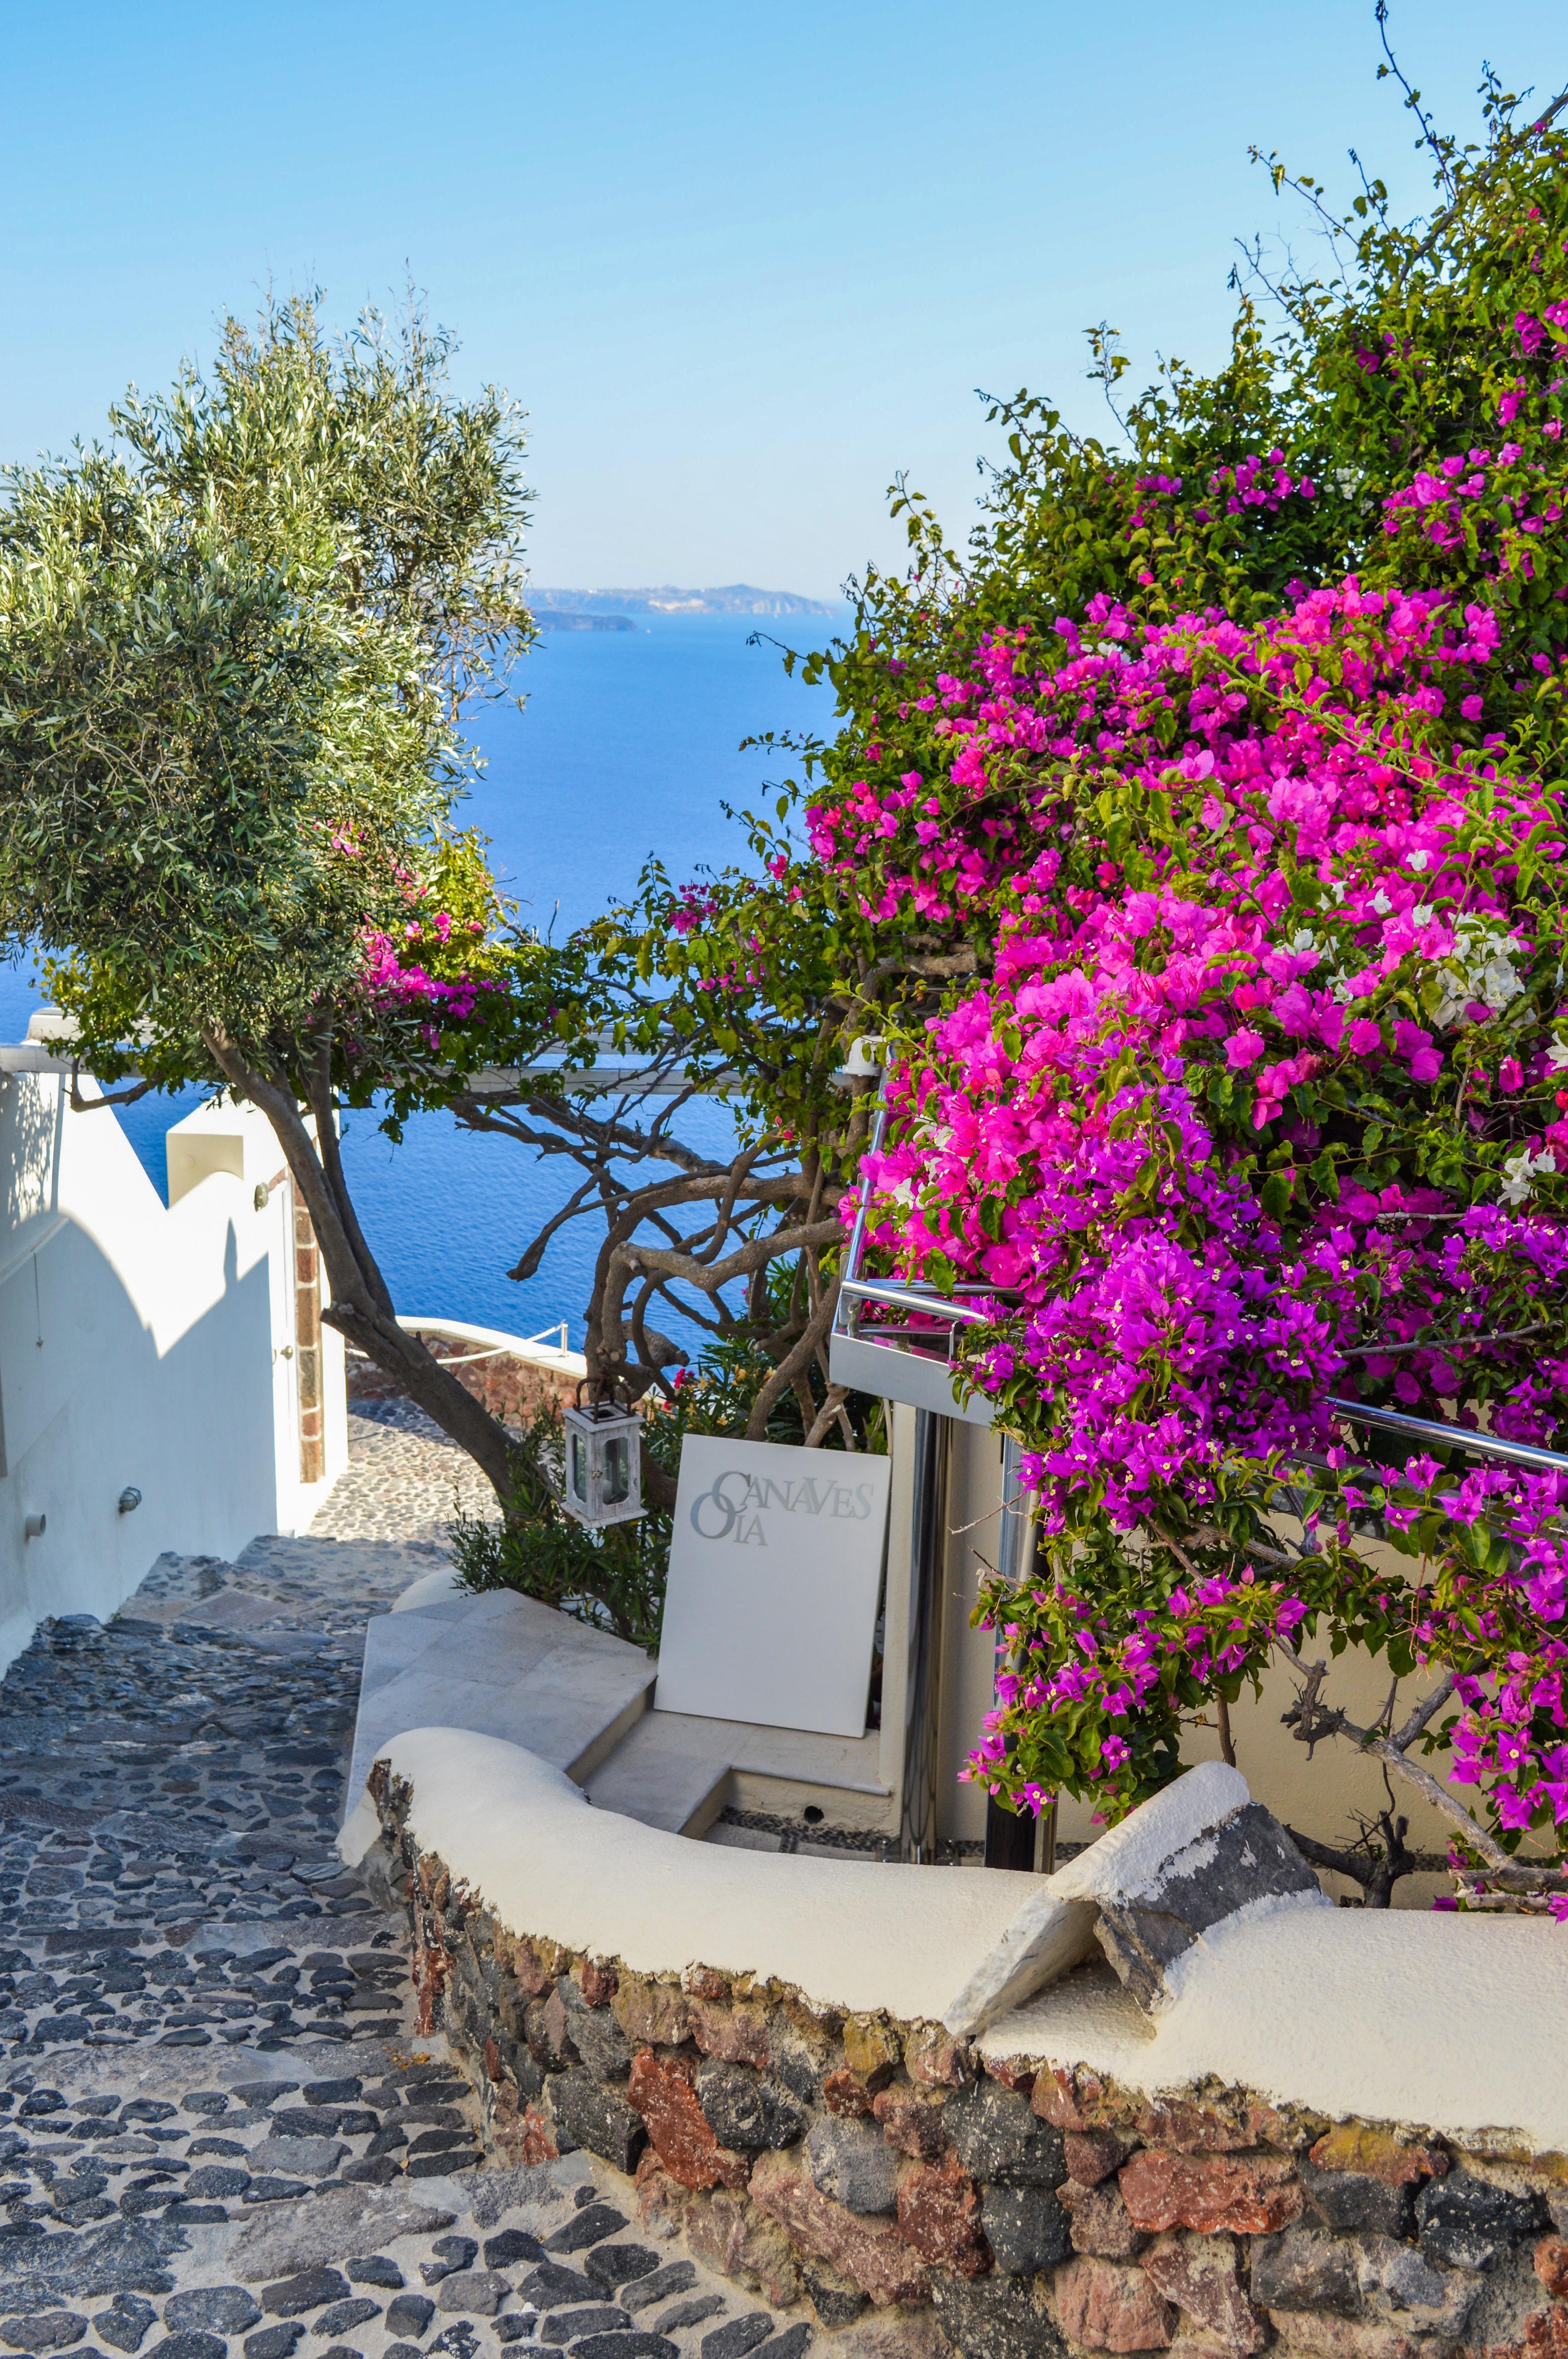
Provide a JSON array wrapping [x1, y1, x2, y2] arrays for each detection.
[[0, 1053, 347, 1672]]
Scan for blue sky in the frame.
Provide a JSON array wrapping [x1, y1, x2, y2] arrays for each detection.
[[4, 2, 1564, 599]]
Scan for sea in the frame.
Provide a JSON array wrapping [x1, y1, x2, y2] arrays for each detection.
[[0, 609, 848, 1353]]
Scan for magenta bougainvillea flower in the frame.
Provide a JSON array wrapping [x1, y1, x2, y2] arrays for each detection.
[[830, 547, 1568, 1854]]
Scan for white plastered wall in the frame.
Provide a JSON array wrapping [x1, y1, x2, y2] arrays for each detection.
[[0, 1063, 346, 1672]]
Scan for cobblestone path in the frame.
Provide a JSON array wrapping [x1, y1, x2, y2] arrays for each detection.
[[0, 1413, 811, 2359], [311, 1405, 499, 1550]]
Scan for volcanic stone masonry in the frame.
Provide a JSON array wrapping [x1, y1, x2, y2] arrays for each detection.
[[367, 1768, 1568, 2359]]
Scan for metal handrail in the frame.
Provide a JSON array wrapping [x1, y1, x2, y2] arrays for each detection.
[[834, 1089, 890, 1325], [839, 1277, 1001, 1327], [1324, 1397, 1568, 1476], [835, 1079, 1568, 1477]]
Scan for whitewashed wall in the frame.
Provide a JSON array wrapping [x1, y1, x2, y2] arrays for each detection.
[[0, 1053, 346, 1671]]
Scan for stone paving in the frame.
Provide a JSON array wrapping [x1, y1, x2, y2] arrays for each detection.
[[0, 1410, 814, 2359], [313, 1406, 500, 1550]]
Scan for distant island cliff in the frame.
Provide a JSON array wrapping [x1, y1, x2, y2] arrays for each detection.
[[533, 611, 637, 632], [530, 583, 838, 618]]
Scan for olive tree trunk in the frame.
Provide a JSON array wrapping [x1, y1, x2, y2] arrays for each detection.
[[203, 1026, 524, 1512]]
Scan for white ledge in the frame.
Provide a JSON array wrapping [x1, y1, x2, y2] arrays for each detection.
[[391, 1314, 587, 1380], [340, 1726, 1038, 2023], [981, 1909, 1568, 2153], [343, 1734, 1568, 2152]]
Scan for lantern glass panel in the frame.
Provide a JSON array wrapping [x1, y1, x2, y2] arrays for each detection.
[[602, 1433, 631, 1505], [568, 1429, 590, 1504]]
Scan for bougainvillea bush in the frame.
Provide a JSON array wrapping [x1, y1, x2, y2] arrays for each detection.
[[791, 82, 1568, 1889], [841, 569, 1568, 1876]]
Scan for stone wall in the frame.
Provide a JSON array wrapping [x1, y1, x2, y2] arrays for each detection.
[[347, 1334, 578, 1433], [364, 1764, 1568, 2359]]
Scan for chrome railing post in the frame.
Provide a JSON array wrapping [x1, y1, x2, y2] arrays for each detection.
[[834, 1080, 890, 1358], [983, 1436, 1049, 1871], [900, 1408, 950, 1863]]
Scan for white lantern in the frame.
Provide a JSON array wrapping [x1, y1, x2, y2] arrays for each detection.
[[561, 1393, 645, 1527]]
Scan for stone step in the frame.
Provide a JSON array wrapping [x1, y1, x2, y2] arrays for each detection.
[[344, 1588, 657, 1817], [344, 1566, 893, 1842], [581, 1716, 733, 1833], [582, 1699, 890, 1838]]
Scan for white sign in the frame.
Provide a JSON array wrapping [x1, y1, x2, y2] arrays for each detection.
[[656, 1436, 891, 1738]]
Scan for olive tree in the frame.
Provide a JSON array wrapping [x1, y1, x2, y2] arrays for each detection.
[[0, 296, 540, 1502]]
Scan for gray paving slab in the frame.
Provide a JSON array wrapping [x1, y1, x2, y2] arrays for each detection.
[[357, 1599, 483, 1701], [579, 1719, 733, 1833], [343, 1591, 657, 1811]]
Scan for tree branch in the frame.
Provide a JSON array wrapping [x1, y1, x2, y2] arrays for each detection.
[[506, 1173, 605, 1283], [307, 1032, 396, 1321], [68, 1067, 153, 1112], [1277, 1648, 1510, 1869], [620, 1216, 845, 1297], [747, 1276, 842, 1441]]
